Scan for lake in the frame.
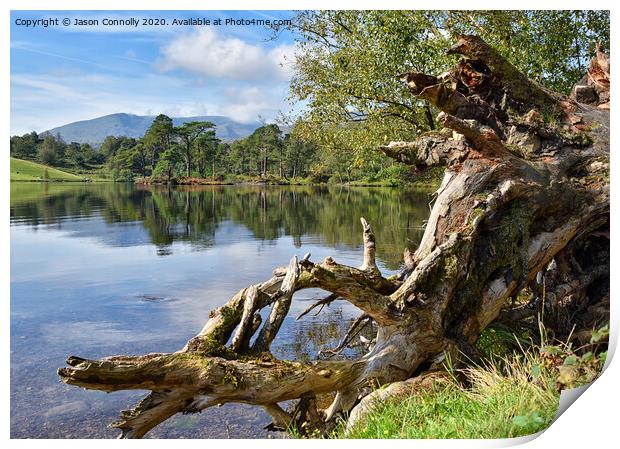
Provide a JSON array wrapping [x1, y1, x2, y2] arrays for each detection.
[[10, 182, 432, 438]]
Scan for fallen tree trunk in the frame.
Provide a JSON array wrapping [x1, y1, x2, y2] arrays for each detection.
[[58, 35, 609, 438]]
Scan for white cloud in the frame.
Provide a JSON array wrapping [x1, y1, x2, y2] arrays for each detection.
[[10, 72, 220, 134], [10, 28, 298, 134], [10, 69, 295, 134], [157, 28, 295, 81], [12, 74, 92, 103], [216, 86, 277, 123]]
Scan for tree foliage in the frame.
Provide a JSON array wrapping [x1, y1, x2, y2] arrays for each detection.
[[10, 115, 320, 182], [144, 114, 174, 169], [286, 10, 610, 174], [174, 121, 216, 177]]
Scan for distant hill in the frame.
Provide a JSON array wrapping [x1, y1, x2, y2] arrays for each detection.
[[44, 113, 262, 145]]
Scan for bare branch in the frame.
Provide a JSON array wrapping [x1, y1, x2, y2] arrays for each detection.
[[296, 293, 340, 321], [252, 256, 299, 353], [230, 286, 259, 352], [359, 217, 379, 273], [380, 135, 468, 168], [320, 314, 372, 357]]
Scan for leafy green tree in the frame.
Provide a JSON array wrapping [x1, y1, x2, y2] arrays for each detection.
[[36, 135, 64, 165], [129, 143, 149, 177], [66, 142, 85, 167], [52, 133, 67, 162], [111, 142, 149, 177], [193, 130, 220, 177], [282, 133, 317, 178], [246, 124, 283, 176], [217, 142, 232, 175], [88, 148, 107, 165], [144, 114, 174, 171], [80, 144, 96, 165], [100, 136, 137, 164], [174, 121, 216, 177], [153, 145, 182, 180], [64, 142, 97, 168], [100, 136, 121, 160], [219, 123, 316, 179], [36, 145, 56, 165], [106, 137, 139, 174], [287, 10, 610, 170], [229, 139, 257, 175], [10, 132, 40, 159]]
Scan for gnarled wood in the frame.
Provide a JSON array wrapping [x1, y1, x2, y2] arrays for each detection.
[[252, 256, 299, 353], [359, 217, 379, 273]]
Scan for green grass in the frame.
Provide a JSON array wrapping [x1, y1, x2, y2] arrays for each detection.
[[291, 364, 556, 439], [70, 164, 114, 182], [10, 157, 85, 182], [339, 325, 607, 439], [343, 365, 559, 439]]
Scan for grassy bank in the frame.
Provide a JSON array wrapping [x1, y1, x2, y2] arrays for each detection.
[[343, 362, 558, 438], [339, 325, 608, 439], [10, 157, 86, 182], [10, 158, 119, 182]]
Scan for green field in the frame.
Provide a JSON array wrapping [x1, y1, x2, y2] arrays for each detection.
[[10, 157, 85, 182]]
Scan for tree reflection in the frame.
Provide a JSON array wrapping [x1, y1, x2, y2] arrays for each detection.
[[271, 308, 378, 362], [11, 183, 432, 269]]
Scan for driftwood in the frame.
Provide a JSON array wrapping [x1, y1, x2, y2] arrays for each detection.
[[58, 36, 609, 438]]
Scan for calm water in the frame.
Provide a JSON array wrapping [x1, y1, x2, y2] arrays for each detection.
[[10, 182, 432, 438]]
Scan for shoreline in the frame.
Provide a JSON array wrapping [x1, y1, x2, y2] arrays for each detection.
[[10, 178, 440, 189]]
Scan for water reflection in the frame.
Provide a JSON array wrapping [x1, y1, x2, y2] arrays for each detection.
[[11, 183, 430, 268], [10, 182, 432, 438]]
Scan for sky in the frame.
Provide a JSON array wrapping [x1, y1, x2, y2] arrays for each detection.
[[10, 10, 298, 135]]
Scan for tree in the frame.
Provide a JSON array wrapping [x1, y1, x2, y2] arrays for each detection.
[[297, 119, 387, 182], [100, 136, 138, 170], [282, 134, 309, 178], [36, 135, 64, 165], [153, 145, 182, 181], [106, 137, 139, 179], [65, 142, 84, 167], [65, 142, 96, 168], [229, 138, 258, 176], [58, 37, 608, 438], [88, 148, 107, 165], [216, 142, 232, 175], [174, 121, 216, 177], [193, 130, 220, 177], [246, 124, 283, 176], [129, 143, 149, 177], [10, 131, 40, 159], [53, 133, 67, 162], [144, 114, 174, 171], [100, 136, 123, 160], [288, 11, 610, 158]]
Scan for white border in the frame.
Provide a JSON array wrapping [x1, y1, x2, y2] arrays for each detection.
[[2, 1, 618, 447]]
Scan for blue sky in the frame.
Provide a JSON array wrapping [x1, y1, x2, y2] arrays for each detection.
[[10, 10, 297, 135]]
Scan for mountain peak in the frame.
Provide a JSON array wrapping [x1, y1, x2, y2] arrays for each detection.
[[44, 113, 261, 144]]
